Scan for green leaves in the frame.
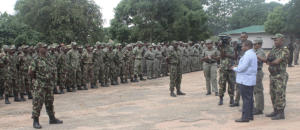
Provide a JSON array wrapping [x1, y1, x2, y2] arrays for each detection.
[[110, 0, 209, 43], [14, 0, 104, 44]]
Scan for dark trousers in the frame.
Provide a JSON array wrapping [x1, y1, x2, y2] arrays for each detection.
[[239, 84, 254, 120]]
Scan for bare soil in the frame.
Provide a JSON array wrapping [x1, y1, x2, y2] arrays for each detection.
[[1, 65, 300, 130]]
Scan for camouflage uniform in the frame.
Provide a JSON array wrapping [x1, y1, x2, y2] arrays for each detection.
[[93, 45, 104, 86], [161, 44, 169, 76], [31, 56, 55, 119], [192, 46, 200, 71], [154, 47, 163, 78], [294, 40, 300, 65], [57, 49, 68, 93], [168, 45, 182, 93], [144, 47, 155, 79], [254, 47, 266, 112], [67, 45, 80, 91], [133, 44, 145, 80], [103, 46, 116, 85], [218, 45, 235, 98], [8, 50, 21, 101], [202, 47, 220, 94], [268, 46, 289, 113], [82, 48, 94, 88]]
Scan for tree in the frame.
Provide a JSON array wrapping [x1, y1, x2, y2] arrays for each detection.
[[285, 0, 300, 37], [109, 0, 209, 43], [264, 7, 287, 34], [229, 2, 282, 29], [15, 0, 104, 44], [205, 0, 265, 34], [0, 12, 42, 46]]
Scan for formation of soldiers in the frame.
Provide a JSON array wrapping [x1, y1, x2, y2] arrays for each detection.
[[0, 41, 207, 104]]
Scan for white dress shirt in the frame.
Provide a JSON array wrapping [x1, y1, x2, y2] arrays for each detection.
[[233, 49, 258, 86]]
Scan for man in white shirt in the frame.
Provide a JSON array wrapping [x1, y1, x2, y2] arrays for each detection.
[[232, 40, 258, 122]]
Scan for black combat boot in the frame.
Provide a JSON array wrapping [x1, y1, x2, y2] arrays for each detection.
[[177, 91, 186, 96], [20, 93, 26, 101], [271, 109, 285, 120], [83, 85, 89, 90], [139, 75, 146, 81], [218, 96, 223, 105], [72, 87, 76, 92], [49, 115, 63, 124], [14, 92, 21, 102], [266, 109, 278, 117], [132, 75, 139, 82], [66, 87, 72, 92], [53, 87, 59, 94], [124, 79, 128, 83], [229, 96, 234, 105], [170, 91, 176, 97], [206, 92, 211, 95], [77, 86, 83, 90], [5, 95, 10, 104], [27, 91, 33, 99], [33, 117, 42, 129]]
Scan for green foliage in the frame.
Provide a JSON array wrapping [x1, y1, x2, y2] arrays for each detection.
[[15, 0, 104, 44], [0, 12, 42, 46], [285, 0, 300, 36], [264, 7, 287, 34], [205, 0, 265, 34], [229, 2, 282, 29], [109, 0, 209, 43]]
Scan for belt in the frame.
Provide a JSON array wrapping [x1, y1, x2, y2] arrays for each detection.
[[205, 61, 216, 64], [257, 68, 262, 71]]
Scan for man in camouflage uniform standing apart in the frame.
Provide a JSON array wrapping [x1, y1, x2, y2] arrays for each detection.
[[29, 43, 62, 129], [218, 36, 236, 106], [265, 33, 289, 120], [82, 45, 94, 89], [167, 41, 186, 97]]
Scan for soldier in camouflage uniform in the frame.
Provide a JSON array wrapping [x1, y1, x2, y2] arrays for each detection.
[[167, 41, 186, 97], [252, 38, 266, 115], [17, 45, 30, 101], [67, 42, 80, 92], [114, 43, 123, 84], [218, 37, 236, 106], [161, 43, 169, 76], [265, 33, 289, 120], [123, 44, 134, 82], [8, 45, 22, 102], [57, 44, 68, 94], [294, 39, 300, 65], [48, 44, 59, 94], [93, 42, 105, 86], [29, 43, 63, 129], [201, 40, 220, 96], [192, 44, 200, 71], [1, 45, 11, 104], [82, 45, 94, 89], [78, 46, 85, 90], [144, 45, 155, 79], [103, 44, 117, 86], [133, 42, 146, 82], [154, 45, 163, 78]]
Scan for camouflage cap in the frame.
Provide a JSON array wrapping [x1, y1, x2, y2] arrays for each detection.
[[126, 44, 132, 48], [66, 45, 72, 49], [205, 39, 213, 44], [10, 45, 16, 50], [71, 42, 77, 46], [95, 41, 101, 46], [136, 41, 143, 45], [253, 37, 263, 44], [2, 45, 9, 50], [271, 33, 284, 39]]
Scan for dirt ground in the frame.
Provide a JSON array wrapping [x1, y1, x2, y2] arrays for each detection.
[[1, 65, 300, 130]]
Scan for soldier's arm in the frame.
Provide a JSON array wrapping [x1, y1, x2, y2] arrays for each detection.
[[269, 49, 289, 65]]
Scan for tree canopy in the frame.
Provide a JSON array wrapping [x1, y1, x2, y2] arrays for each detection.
[[15, 0, 104, 44], [0, 12, 41, 45], [109, 0, 209, 43]]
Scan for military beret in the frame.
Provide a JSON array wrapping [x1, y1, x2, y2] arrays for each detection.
[[253, 37, 263, 44], [136, 41, 143, 45], [271, 33, 284, 39], [10, 45, 16, 50]]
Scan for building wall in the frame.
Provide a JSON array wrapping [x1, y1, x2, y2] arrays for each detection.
[[229, 33, 274, 49]]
